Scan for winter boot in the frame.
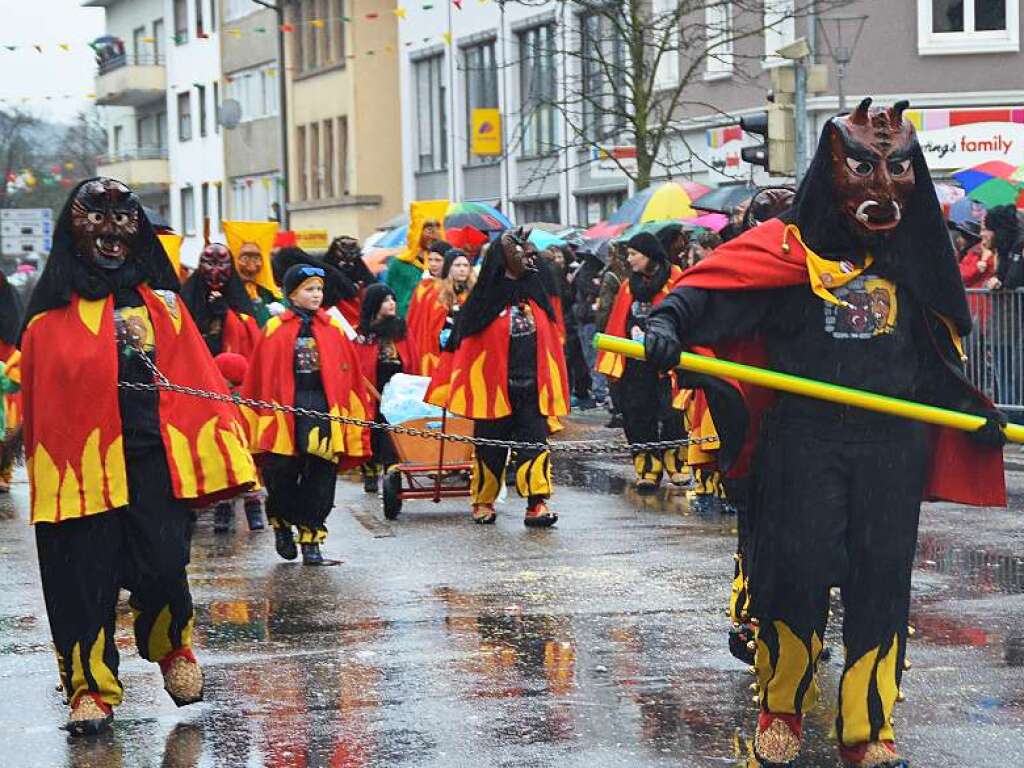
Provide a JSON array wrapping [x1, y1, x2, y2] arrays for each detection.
[[65, 693, 113, 737], [301, 542, 325, 565], [274, 525, 297, 561]]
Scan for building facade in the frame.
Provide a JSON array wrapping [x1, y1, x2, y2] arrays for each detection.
[[282, 0, 403, 241], [399, 0, 1024, 225], [89, 0, 171, 219], [220, 0, 283, 222]]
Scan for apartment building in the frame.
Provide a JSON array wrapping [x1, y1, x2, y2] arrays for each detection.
[[282, 0, 402, 239], [399, 0, 1024, 226], [89, 0, 171, 219], [221, 0, 283, 222]]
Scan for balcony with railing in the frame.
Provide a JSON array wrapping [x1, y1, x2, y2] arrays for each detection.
[[96, 146, 170, 189], [94, 51, 166, 107]]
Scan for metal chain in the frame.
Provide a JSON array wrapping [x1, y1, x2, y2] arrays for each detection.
[[119, 345, 714, 455]]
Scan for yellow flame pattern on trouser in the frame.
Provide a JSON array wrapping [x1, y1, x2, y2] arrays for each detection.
[[691, 467, 723, 497], [472, 386, 552, 504], [755, 620, 823, 717], [632, 452, 664, 483], [662, 447, 687, 478], [35, 451, 196, 709], [263, 453, 337, 544], [730, 553, 751, 625]]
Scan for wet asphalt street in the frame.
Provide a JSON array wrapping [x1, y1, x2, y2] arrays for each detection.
[[1, 420, 1022, 767]]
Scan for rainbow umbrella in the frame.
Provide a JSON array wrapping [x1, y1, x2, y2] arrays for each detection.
[[444, 201, 512, 233], [607, 182, 697, 226], [953, 160, 1024, 207]]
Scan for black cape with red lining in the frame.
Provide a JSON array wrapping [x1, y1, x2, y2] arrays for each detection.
[[659, 215, 1005, 508]]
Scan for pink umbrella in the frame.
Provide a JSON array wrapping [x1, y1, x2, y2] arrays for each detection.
[[681, 212, 729, 233]]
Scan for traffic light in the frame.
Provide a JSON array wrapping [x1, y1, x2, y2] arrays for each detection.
[[738, 105, 795, 176]]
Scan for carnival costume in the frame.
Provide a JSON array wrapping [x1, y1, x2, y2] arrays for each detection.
[[240, 264, 371, 565], [354, 283, 418, 490], [406, 240, 451, 376], [223, 220, 282, 326], [596, 232, 686, 491], [642, 100, 1006, 768], [22, 178, 258, 736], [325, 235, 378, 328], [180, 243, 261, 358], [0, 273, 23, 491], [426, 229, 568, 527], [385, 200, 447, 317]]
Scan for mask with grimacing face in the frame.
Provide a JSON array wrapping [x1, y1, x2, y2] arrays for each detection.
[[829, 98, 917, 238], [70, 178, 141, 269], [236, 243, 263, 282], [198, 244, 233, 291], [500, 228, 537, 279]]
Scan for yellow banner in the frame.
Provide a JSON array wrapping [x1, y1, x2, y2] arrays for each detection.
[[471, 108, 502, 156], [295, 229, 329, 250]]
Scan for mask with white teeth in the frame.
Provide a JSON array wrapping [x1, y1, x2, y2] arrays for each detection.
[[70, 177, 141, 270]]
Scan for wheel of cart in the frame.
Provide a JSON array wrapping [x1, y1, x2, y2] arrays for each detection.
[[382, 413, 474, 519], [377, 373, 474, 521]]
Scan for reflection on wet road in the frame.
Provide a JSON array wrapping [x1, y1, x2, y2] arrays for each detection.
[[0, 456, 1022, 767]]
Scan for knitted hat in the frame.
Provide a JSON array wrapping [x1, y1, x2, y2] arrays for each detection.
[[282, 263, 325, 298], [359, 283, 396, 332], [441, 248, 469, 278], [626, 231, 668, 263]]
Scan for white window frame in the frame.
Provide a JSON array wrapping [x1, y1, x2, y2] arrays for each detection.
[[704, 2, 734, 81], [652, 0, 680, 91], [231, 173, 283, 220], [763, 0, 796, 68], [917, 0, 1020, 55], [225, 63, 280, 123], [225, 0, 260, 22]]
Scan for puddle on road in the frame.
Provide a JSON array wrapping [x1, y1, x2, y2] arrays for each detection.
[[916, 534, 1024, 595]]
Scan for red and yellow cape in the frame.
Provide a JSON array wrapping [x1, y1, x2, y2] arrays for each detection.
[[406, 278, 446, 376], [676, 218, 1005, 507], [22, 288, 257, 524], [353, 335, 418, 412], [0, 342, 21, 431], [221, 310, 261, 358], [426, 299, 569, 420], [240, 309, 371, 468]]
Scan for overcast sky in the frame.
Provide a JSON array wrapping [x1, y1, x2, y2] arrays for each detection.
[[0, 0, 105, 123]]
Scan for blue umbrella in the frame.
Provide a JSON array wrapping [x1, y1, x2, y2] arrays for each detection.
[[948, 197, 988, 226], [528, 230, 566, 250], [374, 224, 408, 249]]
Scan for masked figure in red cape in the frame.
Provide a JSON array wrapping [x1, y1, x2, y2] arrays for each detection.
[[353, 283, 418, 492], [325, 235, 378, 327], [20, 178, 258, 737], [595, 231, 686, 491], [426, 228, 568, 527], [0, 272, 22, 492], [180, 243, 261, 358], [642, 100, 1007, 768], [406, 240, 451, 375], [240, 264, 371, 565]]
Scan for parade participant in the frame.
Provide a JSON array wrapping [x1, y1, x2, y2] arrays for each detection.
[[641, 100, 1006, 767], [223, 220, 282, 326], [406, 240, 450, 375], [273, 245, 359, 328], [241, 263, 371, 565], [353, 283, 417, 492], [595, 242, 629, 429], [426, 228, 568, 527], [595, 232, 685, 491], [21, 178, 258, 736], [325, 235, 377, 328], [0, 272, 22, 492], [385, 200, 447, 316], [180, 242, 261, 358], [437, 248, 477, 348]]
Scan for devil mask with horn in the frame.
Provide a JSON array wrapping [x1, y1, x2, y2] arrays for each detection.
[[828, 98, 916, 236]]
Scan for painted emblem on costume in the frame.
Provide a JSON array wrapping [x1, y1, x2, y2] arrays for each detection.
[[295, 336, 321, 373], [509, 302, 536, 338], [823, 275, 898, 339], [154, 289, 180, 320], [114, 305, 155, 354]]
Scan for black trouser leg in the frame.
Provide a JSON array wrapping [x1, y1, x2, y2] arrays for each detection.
[[275, 455, 338, 544], [35, 448, 195, 708], [621, 364, 668, 482], [263, 455, 301, 531], [36, 515, 124, 708], [508, 387, 552, 503], [472, 416, 511, 505]]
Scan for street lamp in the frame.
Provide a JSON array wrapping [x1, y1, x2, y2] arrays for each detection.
[[815, 15, 868, 112], [251, 0, 290, 229]]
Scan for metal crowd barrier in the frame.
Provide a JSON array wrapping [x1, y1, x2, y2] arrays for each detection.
[[963, 289, 1024, 413]]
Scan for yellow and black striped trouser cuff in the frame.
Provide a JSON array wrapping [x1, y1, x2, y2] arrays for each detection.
[[471, 453, 504, 504], [296, 526, 327, 544], [515, 450, 552, 498], [55, 626, 123, 709], [633, 451, 663, 482]]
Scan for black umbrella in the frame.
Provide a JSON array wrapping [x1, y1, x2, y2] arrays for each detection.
[[691, 183, 757, 214]]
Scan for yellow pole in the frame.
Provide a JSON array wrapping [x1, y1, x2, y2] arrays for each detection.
[[594, 333, 1024, 443]]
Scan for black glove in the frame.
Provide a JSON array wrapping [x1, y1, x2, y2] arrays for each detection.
[[970, 410, 1008, 448], [644, 315, 683, 372]]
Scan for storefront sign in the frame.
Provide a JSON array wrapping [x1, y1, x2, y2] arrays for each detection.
[[471, 108, 502, 156], [907, 107, 1024, 170], [706, 125, 744, 172], [295, 229, 329, 250], [589, 145, 638, 179]]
